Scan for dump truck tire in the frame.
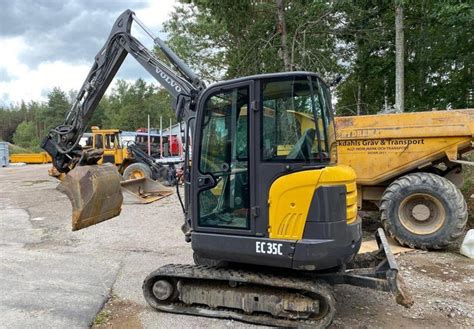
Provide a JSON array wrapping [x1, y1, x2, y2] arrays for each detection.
[[380, 173, 467, 250], [123, 162, 152, 180]]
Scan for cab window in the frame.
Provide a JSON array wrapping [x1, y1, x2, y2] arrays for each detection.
[[95, 134, 103, 149], [261, 76, 334, 163], [105, 134, 121, 149]]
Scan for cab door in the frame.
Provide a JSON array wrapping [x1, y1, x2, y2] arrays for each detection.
[[191, 81, 256, 236], [111, 132, 124, 164], [253, 75, 334, 238], [101, 133, 114, 164], [94, 133, 106, 164]]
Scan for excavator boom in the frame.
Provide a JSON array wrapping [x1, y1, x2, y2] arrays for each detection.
[[42, 9, 201, 173], [42, 10, 202, 229]]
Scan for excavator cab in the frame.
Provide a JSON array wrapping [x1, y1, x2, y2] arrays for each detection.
[[189, 72, 360, 270]]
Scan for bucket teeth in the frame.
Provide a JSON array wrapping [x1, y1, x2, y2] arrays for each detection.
[[57, 164, 123, 231]]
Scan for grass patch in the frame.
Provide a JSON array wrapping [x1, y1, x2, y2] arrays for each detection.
[[8, 143, 43, 154], [461, 153, 474, 228], [92, 295, 142, 329], [93, 309, 112, 326], [461, 153, 474, 192]]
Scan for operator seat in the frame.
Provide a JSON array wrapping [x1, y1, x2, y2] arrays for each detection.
[[286, 128, 316, 160]]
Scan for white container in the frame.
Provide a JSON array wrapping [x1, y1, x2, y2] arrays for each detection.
[[460, 229, 474, 258], [0, 142, 9, 167]]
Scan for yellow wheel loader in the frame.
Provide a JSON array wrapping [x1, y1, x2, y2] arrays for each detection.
[[51, 126, 174, 211], [41, 10, 412, 327], [84, 127, 177, 184]]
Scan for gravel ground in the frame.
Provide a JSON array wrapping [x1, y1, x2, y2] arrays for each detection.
[[0, 164, 472, 328]]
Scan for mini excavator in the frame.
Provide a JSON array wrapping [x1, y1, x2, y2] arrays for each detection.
[[42, 10, 412, 328]]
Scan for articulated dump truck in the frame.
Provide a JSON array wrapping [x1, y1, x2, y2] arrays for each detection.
[[336, 109, 473, 250]]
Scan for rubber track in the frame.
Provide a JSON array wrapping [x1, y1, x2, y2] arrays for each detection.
[[143, 264, 336, 328]]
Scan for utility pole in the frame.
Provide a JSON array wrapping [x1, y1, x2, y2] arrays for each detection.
[[147, 114, 151, 156], [357, 83, 361, 115], [169, 118, 172, 157], [160, 116, 163, 159], [395, 1, 405, 112]]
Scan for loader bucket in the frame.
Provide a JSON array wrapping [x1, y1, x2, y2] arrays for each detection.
[[120, 177, 173, 204], [57, 164, 123, 231]]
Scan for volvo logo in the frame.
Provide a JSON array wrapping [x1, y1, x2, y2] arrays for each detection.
[[155, 68, 182, 93]]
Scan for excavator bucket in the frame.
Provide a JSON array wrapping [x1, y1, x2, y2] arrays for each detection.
[[120, 177, 173, 204], [57, 164, 123, 231]]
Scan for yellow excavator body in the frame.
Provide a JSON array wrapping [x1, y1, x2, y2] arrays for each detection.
[[268, 165, 357, 240]]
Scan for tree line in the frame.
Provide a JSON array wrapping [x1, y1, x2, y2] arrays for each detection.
[[2, 0, 472, 150], [163, 0, 472, 115], [0, 79, 175, 151]]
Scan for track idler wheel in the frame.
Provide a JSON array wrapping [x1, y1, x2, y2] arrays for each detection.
[[152, 280, 178, 302]]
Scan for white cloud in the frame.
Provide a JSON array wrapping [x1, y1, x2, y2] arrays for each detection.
[[0, 58, 91, 105], [135, 0, 176, 29], [0, 0, 176, 106]]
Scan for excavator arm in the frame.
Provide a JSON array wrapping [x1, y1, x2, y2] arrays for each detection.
[[41, 10, 204, 230], [42, 9, 203, 173]]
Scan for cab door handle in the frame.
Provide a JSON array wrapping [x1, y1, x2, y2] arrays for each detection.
[[197, 174, 216, 189]]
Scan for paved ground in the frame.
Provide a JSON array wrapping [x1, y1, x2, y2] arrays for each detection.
[[0, 164, 472, 328]]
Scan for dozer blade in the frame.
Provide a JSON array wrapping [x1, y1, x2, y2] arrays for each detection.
[[343, 228, 414, 308], [57, 164, 123, 231], [120, 177, 173, 204]]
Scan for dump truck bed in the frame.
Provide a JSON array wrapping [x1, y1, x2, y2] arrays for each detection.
[[335, 109, 474, 185], [10, 152, 52, 164]]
